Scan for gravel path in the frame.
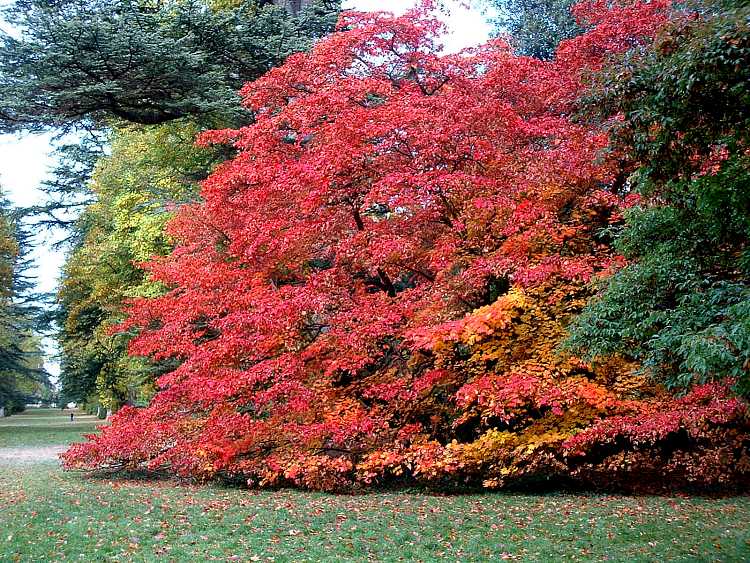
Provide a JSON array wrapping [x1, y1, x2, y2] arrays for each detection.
[[0, 445, 67, 464]]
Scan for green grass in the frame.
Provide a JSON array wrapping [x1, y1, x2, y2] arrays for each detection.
[[1, 409, 749, 561], [0, 423, 101, 447], [0, 409, 101, 447], [1, 465, 749, 562]]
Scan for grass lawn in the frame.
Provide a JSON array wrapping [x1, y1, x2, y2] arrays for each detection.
[[0, 409, 101, 448], [1, 409, 749, 562]]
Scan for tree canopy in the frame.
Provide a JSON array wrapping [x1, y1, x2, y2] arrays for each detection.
[[567, 0, 750, 395]]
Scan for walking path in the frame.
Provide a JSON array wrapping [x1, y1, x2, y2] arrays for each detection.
[[0, 445, 67, 464], [0, 408, 101, 465]]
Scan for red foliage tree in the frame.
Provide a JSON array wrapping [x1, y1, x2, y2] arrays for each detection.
[[63, 1, 750, 491]]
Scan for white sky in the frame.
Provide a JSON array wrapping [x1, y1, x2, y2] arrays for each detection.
[[0, 0, 495, 382]]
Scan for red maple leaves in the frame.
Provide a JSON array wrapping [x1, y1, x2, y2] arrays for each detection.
[[62, 1, 749, 491]]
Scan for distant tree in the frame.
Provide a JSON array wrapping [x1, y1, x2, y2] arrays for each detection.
[[489, 0, 581, 59], [0, 190, 51, 414], [29, 133, 106, 234], [0, 192, 22, 412]]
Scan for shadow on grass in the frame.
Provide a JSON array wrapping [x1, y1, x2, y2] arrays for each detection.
[[64, 464, 750, 500]]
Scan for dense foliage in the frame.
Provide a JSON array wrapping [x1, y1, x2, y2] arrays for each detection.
[[16, 0, 341, 236], [58, 124, 217, 408], [566, 0, 750, 395], [63, 1, 750, 491]]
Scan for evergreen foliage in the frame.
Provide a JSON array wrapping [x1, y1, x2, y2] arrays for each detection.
[[0, 0, 341, 132]]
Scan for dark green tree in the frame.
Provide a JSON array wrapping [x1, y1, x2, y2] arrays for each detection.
[[8, 0, 340, 231], [567, 0, 750, 395], [0, 0, 340, 132], [30, 133, 106, 235]]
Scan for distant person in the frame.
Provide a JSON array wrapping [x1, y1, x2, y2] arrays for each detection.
[[70, 412, 74, 422]]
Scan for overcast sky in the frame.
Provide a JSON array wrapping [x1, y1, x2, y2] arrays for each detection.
[[0, 0, 495, 380]]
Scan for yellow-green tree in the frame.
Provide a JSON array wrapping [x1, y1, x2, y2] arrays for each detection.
[[59, 123, 218, 409]]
